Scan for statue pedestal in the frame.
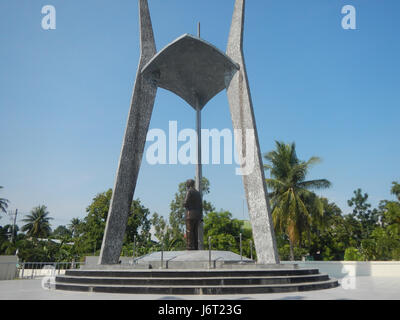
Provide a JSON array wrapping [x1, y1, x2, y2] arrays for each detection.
[[55, 253, 339, 294], [84, 251, 289, 270]]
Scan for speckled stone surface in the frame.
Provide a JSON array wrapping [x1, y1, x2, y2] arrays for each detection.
[[99, 0, 158, 265], [141, 34, 239, 109], [226, 0, 279, 264]]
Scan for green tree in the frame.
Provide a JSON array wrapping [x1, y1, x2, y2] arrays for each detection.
[[150, 213, 185, 251], [0, 225, 16, 255], [68, 218, 83, 238], [381, 200, 400, 230], [14, 238, 59, 262], [344, 247, 364, 261], [0, 186, 10, 215], [151, 213, 168, 242], [306, 198, 349, 261], [264, 141, 331, 261], [73, 189, 153, 258], [52, 225, 72, 239], [21, 205, 53, 238], [124, 199, 153, 256], [204, 211, 253, 257], [391, 182, 400, 201], [365, 198, 400, 260], [347, 189, 379, 242], [78, 189, 112, 255], [0, 225, 8, 243]]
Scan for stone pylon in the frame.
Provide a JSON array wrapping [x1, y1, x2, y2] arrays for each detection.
[[226, 0, 279, 264], [98, 0, 157, 265], [99, 0, 279, 265]]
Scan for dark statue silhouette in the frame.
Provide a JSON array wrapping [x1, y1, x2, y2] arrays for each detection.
[[183, 180, 203, 250]]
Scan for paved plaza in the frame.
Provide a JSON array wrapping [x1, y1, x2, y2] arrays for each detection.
[[0, 277, 399, 300]]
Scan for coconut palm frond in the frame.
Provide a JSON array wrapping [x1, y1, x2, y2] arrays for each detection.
[[263, 142, 331, 260], [21, 205, 53, 238], [298, 179, 332, 190], [0, 186, 10, 214]]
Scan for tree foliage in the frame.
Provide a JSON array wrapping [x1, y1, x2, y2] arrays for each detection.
[[204, 211, 253, 258], [21, 205, 53, 239], [150, 213, 185, 251], [264, 141, 331, 260], [347, 188, 379, 241], [391, 182, 400, 201], [71, 189, 153, 258], [0, 186, 10, 215], [0, 189, 154, 262], [1, 176, 399, 263]]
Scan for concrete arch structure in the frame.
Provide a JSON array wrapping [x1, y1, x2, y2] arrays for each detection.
[[99, 0, 279, 265], [141, 34, 239, 110]]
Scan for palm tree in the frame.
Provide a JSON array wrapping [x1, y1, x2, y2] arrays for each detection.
[[68, 218, 82, 238], [21, 205, 53, 239], [264, 142, 331, 261], [0, 186, 10, 214], [391, 182, 400, 201]]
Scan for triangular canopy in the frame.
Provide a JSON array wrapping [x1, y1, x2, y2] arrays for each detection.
[[141, 34, 239, 110]]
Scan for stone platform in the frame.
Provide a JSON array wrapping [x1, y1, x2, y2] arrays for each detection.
[[55, 251, 339, 295], [84, 250, 260, 270]]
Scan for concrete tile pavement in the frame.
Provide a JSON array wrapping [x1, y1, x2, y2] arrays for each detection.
[[0, 277, 399, 300]]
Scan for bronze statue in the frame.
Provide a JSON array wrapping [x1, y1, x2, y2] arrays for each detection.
[[183, 179, 203, 250]]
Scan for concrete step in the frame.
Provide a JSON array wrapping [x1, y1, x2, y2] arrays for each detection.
[[55, 279, 339, 295], [65, 268, 319, 278], [56, 273, 330, 286]]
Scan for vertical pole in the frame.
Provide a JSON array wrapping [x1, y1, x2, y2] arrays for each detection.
[[195, 96, 204, 250], [240, 233, 243, 261], [250, 240, 253, 261], [195, 102, 202, 196], [197, 22, 201, 38], [133, 236, 136, 260], [160, 245, 164, 269], [11, 209, 17, 243], [208, 236, 211, 269]]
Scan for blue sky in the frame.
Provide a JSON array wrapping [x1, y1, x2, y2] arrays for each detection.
[[1, 0, 399, 228]]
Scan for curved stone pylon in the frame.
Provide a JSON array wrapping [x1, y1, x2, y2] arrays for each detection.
[[99, 0, 279, 265]]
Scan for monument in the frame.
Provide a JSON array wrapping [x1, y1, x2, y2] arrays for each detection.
[[98, 0, 279, 265], [55, 0, 339, 295]]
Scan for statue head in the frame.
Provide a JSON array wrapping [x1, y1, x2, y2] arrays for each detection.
[[186, 179, 196, 190]]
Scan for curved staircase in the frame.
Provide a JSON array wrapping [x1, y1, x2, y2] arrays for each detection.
[[55, 268, 339, 295]]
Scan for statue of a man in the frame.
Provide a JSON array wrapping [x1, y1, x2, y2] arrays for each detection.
[[183, 179, 203, 250]]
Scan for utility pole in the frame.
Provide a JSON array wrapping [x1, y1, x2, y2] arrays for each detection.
[[197, 22, 201, 38], [11, 209, 18, 243]]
